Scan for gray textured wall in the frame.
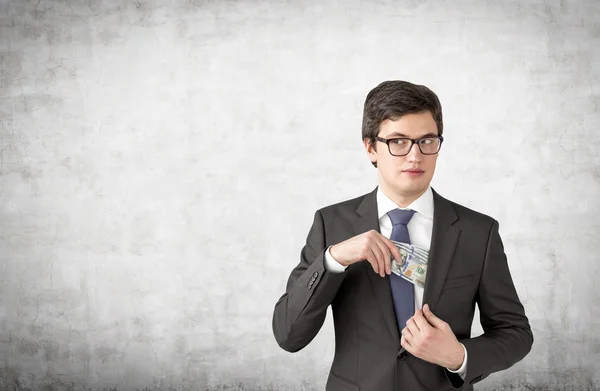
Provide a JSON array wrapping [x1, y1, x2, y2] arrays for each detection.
[[1, 0, 599, 390]]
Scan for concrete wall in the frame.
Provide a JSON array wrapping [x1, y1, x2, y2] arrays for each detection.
[[1, 0, 598, 390]]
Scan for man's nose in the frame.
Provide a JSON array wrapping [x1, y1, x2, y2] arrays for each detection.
[[406, 142, 423, 160]]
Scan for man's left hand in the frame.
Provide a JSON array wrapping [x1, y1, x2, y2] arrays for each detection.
[[400, 304, 465, 370]]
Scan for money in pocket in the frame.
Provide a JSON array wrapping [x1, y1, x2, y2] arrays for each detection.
[[390, 241, 429, 289]]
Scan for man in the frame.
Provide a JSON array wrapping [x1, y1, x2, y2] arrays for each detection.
[[272, 80, 533, 390]]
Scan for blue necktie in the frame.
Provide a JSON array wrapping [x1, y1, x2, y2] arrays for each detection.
[[387, 208, 416, 332]]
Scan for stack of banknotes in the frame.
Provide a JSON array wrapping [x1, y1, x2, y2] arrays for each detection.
[[390, 241, 429, 289]]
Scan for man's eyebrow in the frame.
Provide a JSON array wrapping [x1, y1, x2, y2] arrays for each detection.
[[385, 132, 438, 138]]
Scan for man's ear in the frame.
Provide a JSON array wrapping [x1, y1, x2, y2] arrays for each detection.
[[363, 138, 377, 166]]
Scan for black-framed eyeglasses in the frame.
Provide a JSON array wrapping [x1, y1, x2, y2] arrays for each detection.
[[375, 136, 444, 156]]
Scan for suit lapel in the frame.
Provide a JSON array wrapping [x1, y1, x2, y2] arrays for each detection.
[[352, 187, 401, 343], [422, 188, 461, 312]]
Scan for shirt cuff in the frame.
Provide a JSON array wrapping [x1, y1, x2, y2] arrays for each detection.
[[324, 246, 347, 273], [446, 343, 467, 379]]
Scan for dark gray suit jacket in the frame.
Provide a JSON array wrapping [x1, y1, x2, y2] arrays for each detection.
[[272, 186, 533, 391]]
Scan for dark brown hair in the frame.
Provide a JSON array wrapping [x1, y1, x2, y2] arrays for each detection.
[[362, 80, 443, 168]]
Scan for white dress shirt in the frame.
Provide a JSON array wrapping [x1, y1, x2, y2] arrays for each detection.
[[324, 186, 468, 378]]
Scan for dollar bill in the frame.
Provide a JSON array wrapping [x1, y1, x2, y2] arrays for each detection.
[[390, 241, 429, 289]]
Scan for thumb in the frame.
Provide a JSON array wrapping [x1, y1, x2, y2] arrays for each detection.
[[423, 304, 444, 328]]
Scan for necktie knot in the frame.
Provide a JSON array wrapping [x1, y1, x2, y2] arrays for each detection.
[[387, 208, 416, 226]]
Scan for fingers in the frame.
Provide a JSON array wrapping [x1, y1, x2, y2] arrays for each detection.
[[422, 304, 447, 329], [361, 231, 406, 278], [406, 317, 420, 334], [371, 232, 397, 276], [372, 236, 393, 275], [400, 334, 412, 351], [367, 246, 385, 277], [384, 238, 404, 267], [365, 231, 391, 277], [412, 309, 433, 332], [401, 325, 414, 341], [361, 232, 381, 276]]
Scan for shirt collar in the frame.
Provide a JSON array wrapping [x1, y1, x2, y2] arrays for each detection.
[[376, 186, 434, 220]]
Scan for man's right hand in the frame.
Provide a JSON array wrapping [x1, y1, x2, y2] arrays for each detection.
[[329, 230, 403, 278]]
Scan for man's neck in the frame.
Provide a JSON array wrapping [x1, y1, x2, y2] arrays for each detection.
[[380, 184, 428, 209]]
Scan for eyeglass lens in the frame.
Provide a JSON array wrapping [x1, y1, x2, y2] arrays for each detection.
[[389, 138, 441, 156]]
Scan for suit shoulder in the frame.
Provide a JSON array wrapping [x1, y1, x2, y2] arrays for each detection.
[[444, 196, 498, 227], [316, 192, 371, 218]]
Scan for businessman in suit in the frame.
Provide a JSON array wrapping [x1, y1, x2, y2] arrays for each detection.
[[272, 80, 533, 390]]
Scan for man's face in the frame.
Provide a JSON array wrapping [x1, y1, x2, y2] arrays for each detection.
[[364, 111, 440, 200]]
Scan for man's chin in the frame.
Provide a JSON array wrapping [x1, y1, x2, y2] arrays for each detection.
[[380, 177, 429, 196], [394, 183, 428, 195]]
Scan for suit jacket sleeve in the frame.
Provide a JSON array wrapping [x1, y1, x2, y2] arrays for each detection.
[[272, 209, 347, 352], [452, 219, 534, 388]]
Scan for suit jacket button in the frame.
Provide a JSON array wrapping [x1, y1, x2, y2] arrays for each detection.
[[313, 272, 319, 278], [398, 350, 407, 360]]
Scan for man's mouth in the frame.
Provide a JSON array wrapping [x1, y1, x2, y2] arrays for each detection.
[[403, 169, 424, 176]]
